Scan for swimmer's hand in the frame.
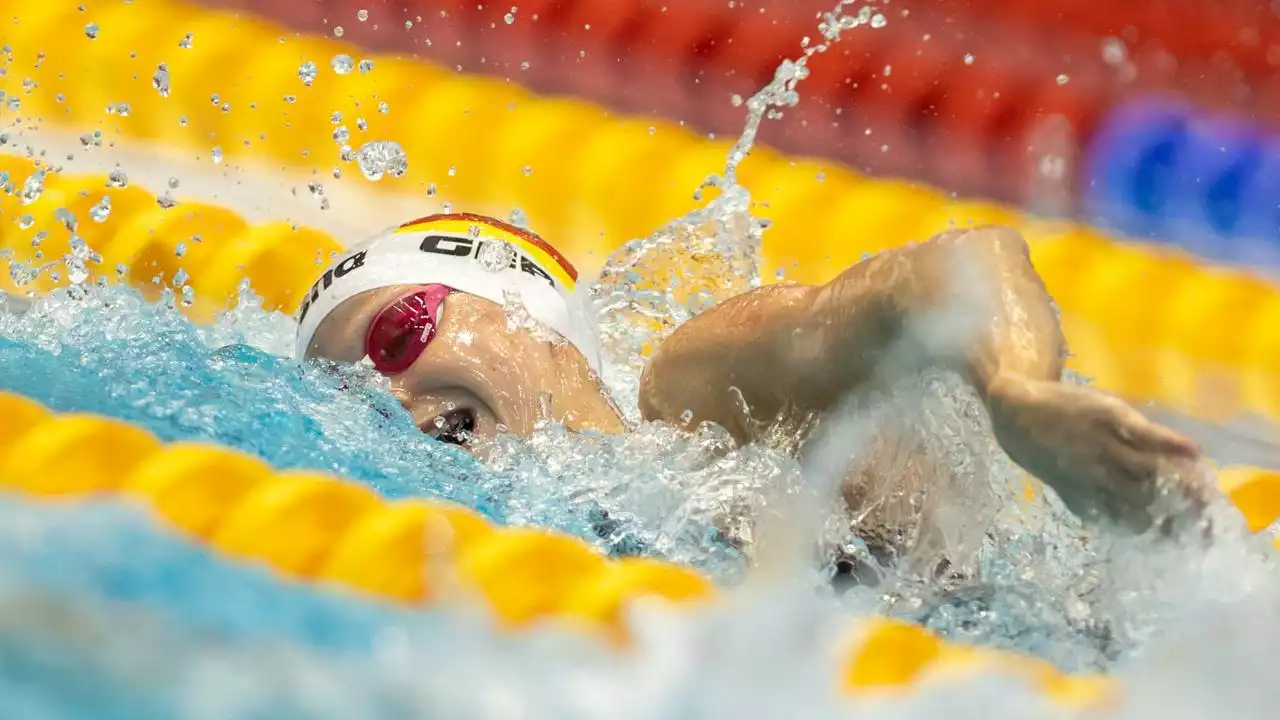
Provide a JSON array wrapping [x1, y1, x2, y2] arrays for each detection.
[[986, 375, 1207, 532]]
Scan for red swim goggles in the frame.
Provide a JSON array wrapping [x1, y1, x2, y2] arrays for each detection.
[[363, 284, 453, 374]]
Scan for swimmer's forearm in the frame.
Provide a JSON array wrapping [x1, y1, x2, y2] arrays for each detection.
[[640, 227, 1066, 443], [807, 226, 1066, 399]]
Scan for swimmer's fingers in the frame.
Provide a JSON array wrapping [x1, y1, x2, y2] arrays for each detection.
[[1108, 406, 1200, 459]]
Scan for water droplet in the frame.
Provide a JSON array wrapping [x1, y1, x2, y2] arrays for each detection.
[[181, 284, 195, 307], [173, 267, 189, 285], [20, 171, 45, 204], [508, 207, 528, 227], [333, 125, 350, 144], [680, 409, 693, 423], [1056, 73, 1069, 85], [522, 165, 532, 177], [79, 130, 103, 150], [356, 117, 368, 131], [89, 195, 111, 222], [519, 61, 530, 71], [355, 140, 408, 181], [332, 167, 342, 179], [378, 100, 390, 114], [178, 32, 193, 49], [963, 53, 974, 65], [308, 181, 324, 196], [477, 239, 515, 272], [504, 11, 516, 24], [65, 254, 88, 284], [156, 191, 177, 209], [210, 92, 220, 105], [333, 26, 345, 38], [17, 214, 33, 229], [404, 20, 413, 29], [107, 170, 128, 188], [648, 126, 656, 135], [870, 13, 886, 28], [357, 8, 369, 21], [55, 207, 76, 232], [175, 242, 186, 258], [331, 54, 355, 75], [1101, 37, 1127, 65], [298, 61, 318, 86], [358, 59, 374, 74], [152, 62, 170, 97], [84, 23, 98, 39], [447, 166, 456, 177], [211, 146, 223, 164], [167, 176, 179, 189], [426, 182, 437, 196], [106, 101, 129, 116]]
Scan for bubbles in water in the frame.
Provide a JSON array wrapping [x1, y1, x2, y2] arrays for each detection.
[[331, 54, 354, 75], [355, 140, 408, 181], [84, 22, 98, 39], [152, 62, 170, 97], [298, 61, 318, 86]]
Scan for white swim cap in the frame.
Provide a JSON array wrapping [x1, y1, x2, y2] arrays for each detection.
[[294, 213, 602, 372]]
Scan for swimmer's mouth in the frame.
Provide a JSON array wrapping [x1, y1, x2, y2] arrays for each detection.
[[421, 407, 477, 447]]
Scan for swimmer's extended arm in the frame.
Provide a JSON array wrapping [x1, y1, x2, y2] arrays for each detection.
[[640, 226, 1205, 531]]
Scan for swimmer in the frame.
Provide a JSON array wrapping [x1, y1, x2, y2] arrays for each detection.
[[298, 213, 1208, 566]]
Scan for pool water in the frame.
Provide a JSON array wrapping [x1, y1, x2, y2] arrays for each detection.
[[0, 273, 1276, 718]]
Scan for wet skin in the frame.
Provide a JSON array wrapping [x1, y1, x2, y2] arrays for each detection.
[[306, 226, 1208, 538]]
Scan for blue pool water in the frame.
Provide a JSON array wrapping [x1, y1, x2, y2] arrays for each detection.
[[0, 282, 1277, 718]]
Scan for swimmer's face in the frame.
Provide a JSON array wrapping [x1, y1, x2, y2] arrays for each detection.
[[305, 285, 618, 451]]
